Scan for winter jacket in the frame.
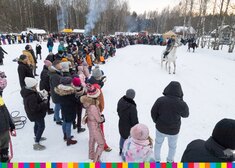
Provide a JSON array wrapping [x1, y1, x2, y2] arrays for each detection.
[[0, 97, 15, 133], [47, 38, 54, 48], [29, 49, 37, 64], [0, 77, 7, 91], [181, 137, 235, 162], [22, 50, 35, 66], [117, 96, 139, 139], [20, 88, 47, 122], [48, 66, 63, 103], [17, 61, 34, 88], [54, 84, 77, 122], [36, 45, 42, 54], [151, 81, 189, 135], [39, 66, 50, 91], [122, 137, 155, 162], [0, 46, 7, 59], [86, 54, 93, 67]]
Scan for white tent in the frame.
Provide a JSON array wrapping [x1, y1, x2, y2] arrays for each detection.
[[73, 29, 85, 33], [26, 28, 47, 34]]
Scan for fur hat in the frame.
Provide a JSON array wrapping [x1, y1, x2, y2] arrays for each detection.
[[86, 84, 100, 98], [60, 77, 72, 86], [212, 118, 235, 150], [44, 60, 52, 67], [25, 77, 37, 88], [72, 77, 81, 87], [92, 66, 103, 79], [126, 89, 135, 99], [130, 123, 149, 141]]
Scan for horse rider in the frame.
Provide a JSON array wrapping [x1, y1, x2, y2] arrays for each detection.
[[163, 35, 176, 58]]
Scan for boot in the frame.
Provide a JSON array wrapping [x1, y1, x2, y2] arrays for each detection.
[[119, 148, 122, 156], [48, 108, 54, 115], [77, 127, 86, 133], [73, 121, 77, 129], [67, 138, 77, 146], [0, 148, 9, 162], [33, 143, 46, 151]]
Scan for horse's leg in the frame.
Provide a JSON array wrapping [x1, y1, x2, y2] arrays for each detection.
[[168, 62, 171, 74], [173, 61, 176, 74]]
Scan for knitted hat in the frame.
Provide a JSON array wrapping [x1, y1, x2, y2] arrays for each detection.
[[126, 89, 135, 99], [0, 71, 6, 78], [86, 84, 100, 98], [60, 77, 72, 86], [61, 58, 68, 62], [72, 77, 81, 87], [92, 66, 103, 79], [130, 123, 149, 141], [25, 45, 30, 50], [212, 118, 235, 150], [44, 60, 52, 67], [60, 62, 71, 72], [25, 77, 37, 88]]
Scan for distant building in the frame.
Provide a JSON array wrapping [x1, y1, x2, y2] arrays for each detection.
[[210, 25, 235, 45]]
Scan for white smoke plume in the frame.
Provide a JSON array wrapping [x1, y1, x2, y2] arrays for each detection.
[[84, 0, 108, 35]]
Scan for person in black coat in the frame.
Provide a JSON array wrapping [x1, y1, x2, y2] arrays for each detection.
[[48, 60, 63, 125], [54, 76, 78, 146], [39, 60, 54, 114], [17, 55, 34, 89], [0, 97, 16, 162], [36, 43, 42, 60], [151, 81, 189, 162], [20, 77, 47, 151], [0, 46, 8, 65], [181, 118, 235, 162], [117, 89, 139, 156]]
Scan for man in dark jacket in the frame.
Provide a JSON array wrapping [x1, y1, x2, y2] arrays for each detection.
[[0, 97, 16, 162], [181, 118, 235, 162], [40, 60, 54, 115], [17, 55, 34, 88], [48, 60, 63, 125], [20, 77, 47, 151], [117, 89, 139, 156], [151, 81, 189, 162], [0, 45, 7, 65]]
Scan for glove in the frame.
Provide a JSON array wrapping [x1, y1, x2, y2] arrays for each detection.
[[39, 90, 48, 100], [100, 114, 105, 123]]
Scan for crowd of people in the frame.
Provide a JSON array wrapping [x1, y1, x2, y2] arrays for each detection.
[[0, 33, 234, 163]]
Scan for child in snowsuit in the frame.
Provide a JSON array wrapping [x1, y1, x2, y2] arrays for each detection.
[[80, 84, 105, 162]]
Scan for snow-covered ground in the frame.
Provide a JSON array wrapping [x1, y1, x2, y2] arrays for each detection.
[[1, 42, 235, 162]]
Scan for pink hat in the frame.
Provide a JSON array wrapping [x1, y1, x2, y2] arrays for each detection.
[[130, 123, 149, 141], [44, 60, 52, 67], [72, 77, 81, 87], [86, 84, 100, 98]]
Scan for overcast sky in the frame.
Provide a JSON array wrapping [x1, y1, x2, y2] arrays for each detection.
[[127, 0, 181, 14]]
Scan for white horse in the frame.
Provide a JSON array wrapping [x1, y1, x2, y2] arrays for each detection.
[[161, 40, 181, 74]]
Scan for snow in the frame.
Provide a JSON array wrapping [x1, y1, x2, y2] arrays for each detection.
[[1, 42, 235, 162], [73, 29, 85, 34]]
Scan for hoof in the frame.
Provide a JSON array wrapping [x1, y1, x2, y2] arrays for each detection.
[[173, 72, 175, 74]]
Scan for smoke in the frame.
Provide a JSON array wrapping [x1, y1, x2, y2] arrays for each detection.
[[84, 0, 108, 35], [57, 0, 69, 31], [125, 16, 138, 32]]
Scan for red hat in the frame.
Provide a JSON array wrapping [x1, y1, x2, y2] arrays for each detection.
[[86, 84, 100, 98], [72, 77, 81, 87]]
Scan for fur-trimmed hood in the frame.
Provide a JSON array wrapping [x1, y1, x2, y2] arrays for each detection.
[[54, 84, 76, 96], [80, 95, 99, 108]]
